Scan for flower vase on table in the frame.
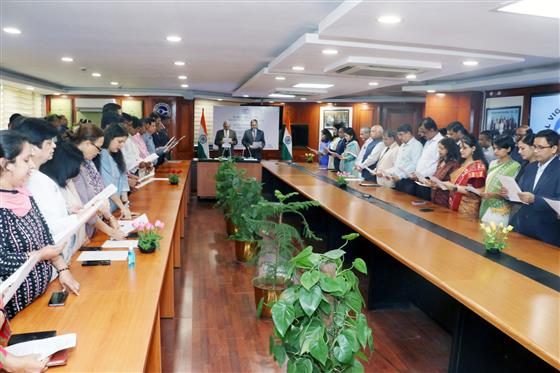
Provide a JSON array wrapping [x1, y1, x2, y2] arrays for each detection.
[[168, 169, 182, 185], [336, 172, 349, 189], [133, 220, 165, 254], [304, 153, 314, 163], [480, 221, 513, 256]]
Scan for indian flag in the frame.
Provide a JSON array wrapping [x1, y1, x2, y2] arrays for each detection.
[[197, 108, 209, 159], [281, 115, 292, 161]]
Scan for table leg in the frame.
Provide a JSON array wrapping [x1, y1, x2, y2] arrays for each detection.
[[145, 308, 162, 373]]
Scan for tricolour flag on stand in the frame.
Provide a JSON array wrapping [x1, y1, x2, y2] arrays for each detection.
[[281, 115, 293, 161], [197, 108, 209, 159]]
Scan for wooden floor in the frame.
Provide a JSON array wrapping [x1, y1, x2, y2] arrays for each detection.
[[161, 198, 451, 372]]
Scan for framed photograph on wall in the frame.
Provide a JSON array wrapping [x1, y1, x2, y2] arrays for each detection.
[[319, 106, 353, 140], [484, 106, 521, 135]]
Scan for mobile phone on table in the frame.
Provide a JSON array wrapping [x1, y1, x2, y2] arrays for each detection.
[[81, 260, 111, 266], [127, 232, 139, 238], [8, 331, 56, 346], [79, 246, 102, 251], [48, 291, 68, 307]]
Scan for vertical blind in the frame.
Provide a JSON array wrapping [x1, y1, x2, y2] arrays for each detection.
[[0, 83, 46, 129]]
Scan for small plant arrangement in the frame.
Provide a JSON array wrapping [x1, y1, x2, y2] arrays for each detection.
[[336, 171, 350, 188], [304, 153, 314, 163], [168, 169, 182, 185], [133, 220, 165, 253], [269, 233, 374, 372], [480, 221, 513, 253]]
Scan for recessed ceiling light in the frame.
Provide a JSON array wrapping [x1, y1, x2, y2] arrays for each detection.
[[436, 93, 446, 97], [243, 94, 249, 98], [269, 101, 275, 103], [427, 89, 436, 93], [269, 93, 296, 98], [3, 27, 21, 34], [406, 74, 417, 79], [317, 101, 323, 104], [91, 72, 101, 77], [166, 35, 182, 42], [217, 98, 223, 101], [322, 49, 339, 55], [124, 94, 130, 97], [53, 92, 61, 96], [368, 82, 379, 86], [377, 15, 402, 24], [462, 60, 479, 66], [174, 61, 186, 66], [300, 98, 307, 101], [497, 0, 560, 19], [61, 57, 74, 63], [178, 75, 187, 80], [275, 76, 286, 81], [110, 81, 119, 86], [26, 86, 34, 91], [181, 84, 189, 88], [293, 83, 334, 89], [292, 66, 305, 71]]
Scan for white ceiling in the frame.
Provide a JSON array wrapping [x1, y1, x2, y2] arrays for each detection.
[[1, 0, 559, 100]]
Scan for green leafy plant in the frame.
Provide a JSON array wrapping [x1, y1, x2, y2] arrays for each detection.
[[215, 159, 239, 213], [269, 233, 373, 373], [480, 221, 513, 252], [168, 169, 181, 184], [228, 176, 265, 243], [336, 172, 349, 187], [133, 220, 164, 252]]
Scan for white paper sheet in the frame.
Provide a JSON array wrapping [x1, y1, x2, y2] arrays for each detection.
[[137, 170, 155, 184], [250, 141, 262, 149], [83, 184, 117, 210], [498, 175, 524, 203], [77, 251, 129, 261], [53, 202, 103, 245], [544, 198, 560, 215], [166, 160, 182, 163], [5, 334, 77, 360], [343, 177, 363, 182], [429, 176, 448, 190], [135, 178, 168, 189], [100, 240, 138, 249], [118, 214, 149, 235], [0, 255, 40, 305]]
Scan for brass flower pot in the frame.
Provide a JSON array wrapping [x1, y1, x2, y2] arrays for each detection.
[[253, 277, 287, 318], [225, 218, 239, 236], [234, 240, 258, 262]]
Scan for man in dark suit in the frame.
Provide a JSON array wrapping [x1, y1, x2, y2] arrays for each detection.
[[214, 120, 238, 157], [241, 119, 265, 160], [510, 129, 560, 246]]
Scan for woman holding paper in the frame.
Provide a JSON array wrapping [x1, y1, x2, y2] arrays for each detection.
[[479, 135, 520, 225], [70, 125, 126, 240], [95, 124, 133, 219], [442, 134, 487, 220], [428, 137, 461, 208], [0, 130, 76, 318], [339, 128, 360, 175]]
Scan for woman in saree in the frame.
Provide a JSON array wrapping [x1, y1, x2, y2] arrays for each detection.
[[428, 137, 461, 208], [480, 135, 520, 225], [442, 134, 488, 220], [339, 127, 360, 175]]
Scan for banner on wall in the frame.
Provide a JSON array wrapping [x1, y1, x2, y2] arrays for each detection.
[[529, 93, 560, 133]]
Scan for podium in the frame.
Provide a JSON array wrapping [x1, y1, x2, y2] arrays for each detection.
[[196, 158, 262, 198]]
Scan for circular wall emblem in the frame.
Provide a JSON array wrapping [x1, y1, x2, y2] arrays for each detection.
[[153, 103, 171, 117]]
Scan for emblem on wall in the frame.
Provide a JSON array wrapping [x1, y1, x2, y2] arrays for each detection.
[[153, 102, 171, 117]]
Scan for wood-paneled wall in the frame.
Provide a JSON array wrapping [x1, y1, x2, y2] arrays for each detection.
[[424, 92, 483, 135]]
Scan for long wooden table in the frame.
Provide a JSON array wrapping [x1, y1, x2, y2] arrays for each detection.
[[10, 160, 190, 372], [261, 161, 559, 372]]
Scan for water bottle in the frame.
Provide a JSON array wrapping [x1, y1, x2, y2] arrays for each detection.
[[128, 247, 136, 269]]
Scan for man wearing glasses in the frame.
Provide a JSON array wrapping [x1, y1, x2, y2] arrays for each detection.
[[511, 129, 560, 246]]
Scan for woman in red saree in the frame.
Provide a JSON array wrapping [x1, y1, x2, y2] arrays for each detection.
[[442, 134, 488, 220]]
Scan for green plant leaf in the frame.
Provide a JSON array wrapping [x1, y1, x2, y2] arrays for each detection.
[[280, 286, 299, 304], [300, 270, 320, 290], [352, 258, 367, 274], [271, 300, 295, 337], [320, 275, 342, 293], [333, 334, 353, 364], [356, 315, 368, 348], [323, 249, 345, 260], [309, 338, 328, 366], [319, 299, 331, 315], [344, 291, 363, 313], [292, 246, 313, 263], [344, 358, 365, 373], [299, 285, 322, 316], [341, 233, 360, 241], [271, 341, 287, 365], [288, 358, 313, 373], [355, 350, 368, 362], [256, 297, 265, 319], [342, 329, 359, 352]]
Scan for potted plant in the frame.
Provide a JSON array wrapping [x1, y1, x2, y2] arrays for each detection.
[[133, 220, 165, 254], [304, 153, 314, 163], [269, 233, 374, 372], [246, 190, 321, 317], [168, 169, 182, 185], [215, 160, 242, 235], [336, 172, 349, 189], [480, 221, 513, 255]]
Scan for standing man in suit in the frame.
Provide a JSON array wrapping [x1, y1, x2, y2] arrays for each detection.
[[510, 129, 559, 246], [355, 125, 384, 180], [214, 120, 238, 157], [242, 119, 265, 160]]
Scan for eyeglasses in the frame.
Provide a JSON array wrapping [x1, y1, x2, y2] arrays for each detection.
[[90, 142, 102, 151], [534, 145, 553, 150]]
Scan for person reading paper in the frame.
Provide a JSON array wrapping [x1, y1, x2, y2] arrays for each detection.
[[241, 119, 265, 161], [214, 121, 238, 158]]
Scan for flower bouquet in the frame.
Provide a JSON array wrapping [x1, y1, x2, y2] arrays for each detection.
[[168, 169, 182, 185], [304, 152, 314, 163], [133, 220, 165, 254], [336, 171, 350, 188], [480, 221, 513, 254]]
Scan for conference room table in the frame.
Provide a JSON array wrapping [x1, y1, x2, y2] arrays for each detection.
[[9, 160, 191, 372], [261, 161, 559, 372]]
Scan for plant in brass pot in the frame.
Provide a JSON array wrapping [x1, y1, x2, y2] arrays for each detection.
[[215, 159, 243, 235], [134, 220, 164, 254], [247, 190, 321, 317], [480, 221, 513, 254], [269, 233, 374, 373]]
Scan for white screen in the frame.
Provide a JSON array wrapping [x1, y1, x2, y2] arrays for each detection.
[[213, 106, 280, 150], [529, 93, 560, 133]]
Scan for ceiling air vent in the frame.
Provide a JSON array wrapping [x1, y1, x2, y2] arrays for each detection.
[[325, 57, 442, 79]]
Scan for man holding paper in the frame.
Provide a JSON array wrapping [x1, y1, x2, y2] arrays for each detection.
[[241, 119, 265, 161], [509, 130, 560, 246], [214, 121, 238, 158]]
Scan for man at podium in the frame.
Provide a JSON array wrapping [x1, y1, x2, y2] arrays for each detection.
[[242, 119, 265, 160], [214, 120, 238, 157]]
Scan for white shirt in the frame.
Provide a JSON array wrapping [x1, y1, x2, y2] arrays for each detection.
[[359, 141, 386, 169], [415, 133, 443, 178], [534, 155, 556, 190], [356, 138, 373, 164], [389, 137, 424, 179], [483, 146, 497, 163], [123, 135, 142, 172]]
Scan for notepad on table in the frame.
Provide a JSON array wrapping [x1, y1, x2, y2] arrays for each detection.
[[5, 334, 77, 360], [101, 240, 138, 249], [77, 251, 129, 261], [119, 214, 149, 235]]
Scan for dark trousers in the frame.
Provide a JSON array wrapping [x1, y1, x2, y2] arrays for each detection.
[[361, 169, 377, 182], [415, 184, 432, 201], [395, 178, 416, 196]]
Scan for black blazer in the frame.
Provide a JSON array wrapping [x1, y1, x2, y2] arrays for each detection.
[[214, 129, 238, 149], [511, 156, 560, 246]]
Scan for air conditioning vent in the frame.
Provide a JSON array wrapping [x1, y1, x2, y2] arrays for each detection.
[[334, 65, 422, 78], [325, 57, 442, 79]]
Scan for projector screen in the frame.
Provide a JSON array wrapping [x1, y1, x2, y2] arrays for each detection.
[[213, 106, 280, 150], [529, 93, 560, 133]]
